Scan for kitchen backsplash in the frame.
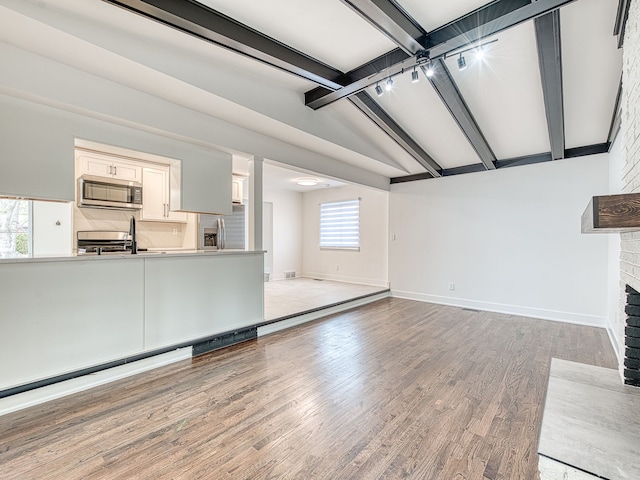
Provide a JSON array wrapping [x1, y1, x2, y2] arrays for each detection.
[[73, 205, 197, 251]]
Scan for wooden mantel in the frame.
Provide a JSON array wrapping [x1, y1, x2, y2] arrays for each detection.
[[582, 193, 640, 233]]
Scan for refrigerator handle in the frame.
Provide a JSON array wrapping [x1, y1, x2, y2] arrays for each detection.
[[218, 218, 226, 250]]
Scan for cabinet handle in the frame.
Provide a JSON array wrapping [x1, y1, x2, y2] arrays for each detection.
[[113, 166, 117, 176], [109, 165, 113, 175], [164, 203, 168, 218]]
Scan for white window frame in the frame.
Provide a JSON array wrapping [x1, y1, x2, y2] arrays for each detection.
[[319, 199, 360, 251]]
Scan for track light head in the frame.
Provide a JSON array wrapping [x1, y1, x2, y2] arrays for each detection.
[[476, 47, 484, 60], [411, 69, 419, 83], [425, 61, 434, 77], [457, 54, 467, 71], [385, 77, 394, 91], [375, 83, 383, 96]]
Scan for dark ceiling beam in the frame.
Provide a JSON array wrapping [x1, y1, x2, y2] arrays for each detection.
[[339, 0, 425, 55], [614, 0, 632, 48], [390, 143, 611, 184], [349, 92, 442, 177], [608, 76, 623, 145], [101, 0, 346, 91], [425, 60, 496, 171], [306, 0, 578, 109], [535, 10, 565, 161]]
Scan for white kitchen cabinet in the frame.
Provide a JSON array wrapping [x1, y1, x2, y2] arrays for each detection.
[[232, 175, 244, 204], [78, 152, 142, 182], [141, 166, 187, 223]]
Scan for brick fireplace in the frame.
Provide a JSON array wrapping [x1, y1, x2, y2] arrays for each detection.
[[624, 285, 640, 385], [618, 0, 640, 382]]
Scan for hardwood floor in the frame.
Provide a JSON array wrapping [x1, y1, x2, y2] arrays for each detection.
[[1, 298, 617, 479]]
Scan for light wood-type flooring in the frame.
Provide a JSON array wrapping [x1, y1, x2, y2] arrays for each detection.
[[264, 278, 387, 320], [1, 298, 617, 479]]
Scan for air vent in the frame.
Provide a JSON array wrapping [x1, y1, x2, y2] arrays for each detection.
[[192, 327, 257, 357], [284, 271, 296, 279]]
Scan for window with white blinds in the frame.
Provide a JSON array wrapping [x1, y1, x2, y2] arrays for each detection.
[[319, 199, 360, 250]]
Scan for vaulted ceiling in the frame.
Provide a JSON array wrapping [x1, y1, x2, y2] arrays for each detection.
[[0, 0, 624, 187]]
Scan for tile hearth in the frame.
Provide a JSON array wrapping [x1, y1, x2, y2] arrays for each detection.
[[539, 359, 640, 480]]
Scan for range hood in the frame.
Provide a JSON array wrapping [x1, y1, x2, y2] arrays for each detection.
[[581, 193, 640, 233]]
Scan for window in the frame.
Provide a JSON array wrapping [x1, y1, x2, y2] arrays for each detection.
[[0, 199, 31, 258], [320, 199, 360, 250]]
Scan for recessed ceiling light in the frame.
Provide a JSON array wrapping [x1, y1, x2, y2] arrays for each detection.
[[296, 178, 319, 186]]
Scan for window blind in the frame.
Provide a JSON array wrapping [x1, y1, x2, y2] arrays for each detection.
[[319, 199, 360, 250]]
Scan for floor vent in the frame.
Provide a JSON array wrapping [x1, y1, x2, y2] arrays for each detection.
[[462, 308, 480, 312], [284, 271, 296, 279], [192, 327, 257, 357]]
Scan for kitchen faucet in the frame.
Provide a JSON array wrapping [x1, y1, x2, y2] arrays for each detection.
[[129, 215, 137, 254]]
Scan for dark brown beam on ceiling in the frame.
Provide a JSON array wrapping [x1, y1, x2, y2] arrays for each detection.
[[425, 59, 496, 171], [614, 0, 632, 48], [535, 10, 565, 161], [340, 0, 425, 55], [305, 0, 578, 109], [390, 143, 611, 184], [349, 92, 442, 177], [608, 76, 623, 145], [103, 0, 439, 180], [101, 0, 346, 91]]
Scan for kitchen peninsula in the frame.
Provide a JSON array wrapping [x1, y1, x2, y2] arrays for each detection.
[[0, 249, 264, 395]]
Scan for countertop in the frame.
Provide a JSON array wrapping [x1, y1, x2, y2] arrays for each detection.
[[0, 249, 263, 264]]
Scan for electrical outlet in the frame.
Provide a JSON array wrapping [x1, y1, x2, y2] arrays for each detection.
[[336, 265, 340, 271], [172, 228, 178, 236], [449, 282, 455, 291], [391, 233, 397, 241]]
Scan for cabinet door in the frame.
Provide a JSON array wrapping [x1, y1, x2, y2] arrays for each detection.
[[141, 167, 187, 223], [232, 176, 244, 204], [80, 154, 113, 177], [167, 208, 188, 223], [111, 160, 142, 182], [141, 167, 167, 221]]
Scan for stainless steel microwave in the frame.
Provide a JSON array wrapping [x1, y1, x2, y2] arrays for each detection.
[[78, 175, 143, 210]]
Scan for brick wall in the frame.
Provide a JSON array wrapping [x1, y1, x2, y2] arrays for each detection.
[[620, 0, 640, 361]]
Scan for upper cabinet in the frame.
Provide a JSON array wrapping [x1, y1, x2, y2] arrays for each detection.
[[232, 175, 245, 205], [141, 166, 187, 223], [78, 153, 142, 182]]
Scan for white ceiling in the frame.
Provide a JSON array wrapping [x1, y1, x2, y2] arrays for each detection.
[[0, 0, 624, 188]]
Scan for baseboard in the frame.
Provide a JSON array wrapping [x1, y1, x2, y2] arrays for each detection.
[[606, 324, 623, 364], [0, 347, 192, 417], [258, 291, 390, 336], [391, 290, 607, 328], [301, 272, 389, 288]]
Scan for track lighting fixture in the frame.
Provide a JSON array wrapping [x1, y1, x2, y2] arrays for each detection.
[[425, 61, 434, 78], [476, 47, 484, 60], [385, 77, 394, 91], [375, 82, 383, 96], [457, 53, 467, 71], [411, 68, 419, 83]]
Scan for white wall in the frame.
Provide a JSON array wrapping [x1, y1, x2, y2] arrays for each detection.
[[32, 201, 73, 255], [607, 134, 624, 357], [263, 187, 303, 281], [389, 155, 610, 326], [302, 185, 388, 287]]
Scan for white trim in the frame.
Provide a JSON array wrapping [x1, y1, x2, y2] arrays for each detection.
[[606, 325, 623, 363], [258, 291, 390, 336], [0, 347, 192, 416], [302, 272, 389, 288], [391, 290, 607, 327]]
